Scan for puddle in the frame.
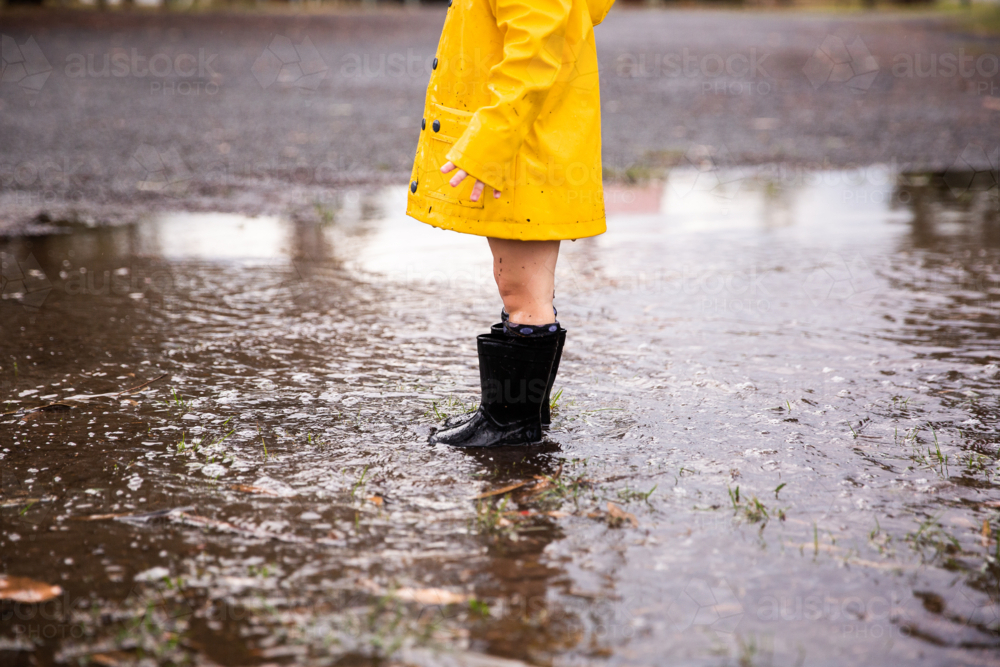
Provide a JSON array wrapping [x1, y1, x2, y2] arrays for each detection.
[[1, 167, 998, 666]]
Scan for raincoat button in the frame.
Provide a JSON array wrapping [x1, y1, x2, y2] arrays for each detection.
[[432, 120, 440, 132], [432, 57, 438, 70], [421, 118, 426, 130], [410, 180, 418, 193]]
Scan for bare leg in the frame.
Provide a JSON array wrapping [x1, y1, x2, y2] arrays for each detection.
[[487, 237, 561, 325]]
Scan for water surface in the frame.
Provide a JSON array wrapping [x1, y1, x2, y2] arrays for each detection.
[[1, 167, 998, 666]]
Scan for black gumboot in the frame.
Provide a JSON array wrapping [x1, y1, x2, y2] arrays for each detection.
[[430, 332, 560, 448]]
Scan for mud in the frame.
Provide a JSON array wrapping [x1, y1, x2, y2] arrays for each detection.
[[1, 165, 998, 665]]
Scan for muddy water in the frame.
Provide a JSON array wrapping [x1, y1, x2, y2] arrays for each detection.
[[1, 168, 998, 666]]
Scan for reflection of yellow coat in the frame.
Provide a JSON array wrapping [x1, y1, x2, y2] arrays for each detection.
[[406, 0, 615, 241]]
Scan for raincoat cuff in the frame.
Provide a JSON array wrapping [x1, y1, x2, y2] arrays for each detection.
[[444, 145, 507, 194]]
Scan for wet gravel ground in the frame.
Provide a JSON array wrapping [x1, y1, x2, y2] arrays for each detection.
[[1, 6, 999, 233], [1, 166, 998, 665]]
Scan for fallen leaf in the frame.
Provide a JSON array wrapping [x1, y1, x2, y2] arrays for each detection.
[[230, 484, 279, 496], [0, 575, 63, 603], [394, 587, 469, 605], [355, 577, 382, 594], [368, 494, 384, 506], [526, 478, 552, 496], [983, 519, 993, 546], [606, 502, 638, 528], [88, 652, 131, 667]]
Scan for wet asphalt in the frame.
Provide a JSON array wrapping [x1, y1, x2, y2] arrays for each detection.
[[1, 6, 999, 232]]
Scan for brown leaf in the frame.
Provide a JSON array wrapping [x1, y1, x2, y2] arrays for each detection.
[[606, 502, 638, 528], [526, 478, 552, 496], [230, 484, 279, 496], [0, 575, 63, 603], [367, 494, 384, 506], [982, 519, 993, 546], [88, 652, 131, 667]]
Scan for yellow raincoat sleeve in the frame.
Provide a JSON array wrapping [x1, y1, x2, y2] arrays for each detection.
[[445, 0, 573, 191], [588, 0, 616, 26]]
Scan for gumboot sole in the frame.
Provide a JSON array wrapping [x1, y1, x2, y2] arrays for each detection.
[[429, 416, 542, 448]]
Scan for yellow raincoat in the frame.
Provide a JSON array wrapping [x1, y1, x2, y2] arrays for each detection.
[[405, 0, 616, 241]]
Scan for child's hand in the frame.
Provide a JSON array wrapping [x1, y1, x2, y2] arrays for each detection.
[[440, 161, 502, 202]]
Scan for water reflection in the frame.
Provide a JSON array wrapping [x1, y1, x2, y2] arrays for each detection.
[[140, 213, 290, 260], [894, 171, 1000, 250]]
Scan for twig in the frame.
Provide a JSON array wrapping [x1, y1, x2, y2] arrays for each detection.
[[115, 373, 168, 397], [471, 480, 533, 500], [3, 373, 168, 417], [3, 402, 77, 417]]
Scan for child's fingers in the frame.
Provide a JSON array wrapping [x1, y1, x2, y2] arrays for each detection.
[[493, 188, 501, 199], [470, 180, 484, 202], [448, 169, 468, 187], [440, 161, 457, 174]]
